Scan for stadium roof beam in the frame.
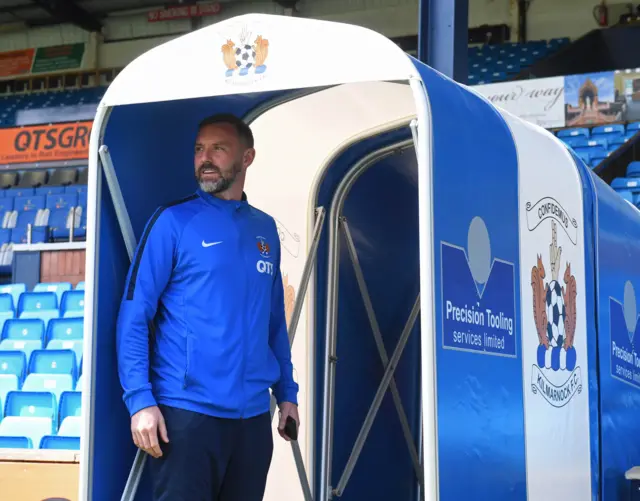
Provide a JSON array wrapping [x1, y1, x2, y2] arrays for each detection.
[[29, 0, 102, 32]]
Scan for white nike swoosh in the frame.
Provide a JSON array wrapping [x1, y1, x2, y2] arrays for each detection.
[[202, 240, 223, 248]]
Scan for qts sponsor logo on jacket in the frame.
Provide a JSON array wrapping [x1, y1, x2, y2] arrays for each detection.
[[0, 121, 92, 164], [256, 236, 273, 275]]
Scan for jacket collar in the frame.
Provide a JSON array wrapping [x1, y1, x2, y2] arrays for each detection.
[[197, 188, 248, 209]]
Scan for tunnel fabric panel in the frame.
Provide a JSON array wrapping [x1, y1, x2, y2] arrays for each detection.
[[507, 114, 593, 501], [313, 126, 420, 501], [413, 62, 527, 500], [590, 172, 640, 501]]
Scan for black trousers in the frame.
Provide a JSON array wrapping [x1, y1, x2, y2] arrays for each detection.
[[149, 405, 274, 501]]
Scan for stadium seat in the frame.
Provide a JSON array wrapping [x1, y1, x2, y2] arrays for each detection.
[[0, 374, 18, 416], [22, 373, 74, 403], [18, 291, 59, 327], [76, 281, 85, 290], [0, 283, 25, 309], [46, 317, 84, 365], [0, 350, 26, 383], [40, 435, 80, 450], [0, 435, 31, 448], [58, 390, 81, 431], [0, 318, 45, 365], [28, 349, 77, 382], [0, 293, 15, 329], [1, 390, 56, 447], [627, 162, 640, 178], [57, 415, 81, 436], [558, 127, 590, 139], [60, 290, 84, 318], [34, 282, 71, 303]]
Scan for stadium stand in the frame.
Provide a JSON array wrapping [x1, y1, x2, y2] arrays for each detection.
[[467, 37, 570, 84], [0, 281, 84, 450], [0, 86, 104, 127], [555, 122, 640, 169]]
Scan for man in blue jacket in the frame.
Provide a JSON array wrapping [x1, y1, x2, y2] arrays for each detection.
[[116, 113, 299, 501]]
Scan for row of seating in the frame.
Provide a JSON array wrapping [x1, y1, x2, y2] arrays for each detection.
[[0, 317, 84, 368], [0, 282, 85, 450], [0, 182, 87, 197], [0, 169, 87, 191], [0, 389, 81, 450], [611, 161, 640, 208], [0, 190, 87, 246], [554, 122, 640, 169], [467, 37, 570, 84], [0, 87, 104, 127]]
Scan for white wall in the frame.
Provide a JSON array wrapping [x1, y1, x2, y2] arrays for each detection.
[[0, 0, 610, 71]]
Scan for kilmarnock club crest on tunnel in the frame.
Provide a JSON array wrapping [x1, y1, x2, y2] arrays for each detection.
[[530, 218, 580, 407], [222, 26, 269, 84]]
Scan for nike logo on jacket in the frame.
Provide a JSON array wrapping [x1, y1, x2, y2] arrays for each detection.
[[116, 189, 299, 419]]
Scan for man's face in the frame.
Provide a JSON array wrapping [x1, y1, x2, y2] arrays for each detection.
[[194, 122, 250, 194]]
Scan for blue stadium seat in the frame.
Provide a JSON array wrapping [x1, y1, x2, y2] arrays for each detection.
[[58, 390, 81, 426], [10, 225, 48, 244], [0, 318, 45, 365], [627, 161, 640, 178], [60, 290, 84, 318], [46, 317, 83, 365], [0, 284, 25, 309], [34, 282, 71, 303], [13, 195, 45, 212], [40, 435, 80, 450], [558, 127, 590, 139], [0, 350, 26, 383], [611, 178, 640, 191], [18, 291, 59, 327], [76, 281, 85, 290], [628, 122, 640, 133], [22, 373, 74, 403], [0, 374, 18, 416], [28, 349, 77, 381], [4, 188, 35, 198], [0, 436, 31, 448], [36, 186, 65, 196], [1, 390, 56, 447], [0, 293, 15, 331], [45, 193, 78, 210]]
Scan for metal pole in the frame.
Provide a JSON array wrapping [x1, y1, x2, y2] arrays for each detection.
[[332, 294, 421, 498], [318, 140, 413, 501], [99, 145, 137, 261], [97, 144, 148, 501], [340, 218, 423, 485], [409, 76, 439, 501], [70, 208, 76, 243], [268, 206, 326, 501]]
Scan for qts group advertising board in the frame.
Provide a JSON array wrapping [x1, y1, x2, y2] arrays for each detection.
[[0, 121, 92, 165]]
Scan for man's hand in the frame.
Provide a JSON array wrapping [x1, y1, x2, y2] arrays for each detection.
[[277, 401, 300, 442], [131, 405, 169, 458]]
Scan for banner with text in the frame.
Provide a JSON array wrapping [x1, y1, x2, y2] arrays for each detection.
[[0, 121, 92, 165], [0, 43, 84, 79], [474, 77, 566, 129]]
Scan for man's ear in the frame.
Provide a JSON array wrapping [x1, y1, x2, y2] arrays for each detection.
[[243, 147, 256, 169]]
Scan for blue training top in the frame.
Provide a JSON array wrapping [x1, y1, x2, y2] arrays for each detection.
[[116, 188, 298, 419]]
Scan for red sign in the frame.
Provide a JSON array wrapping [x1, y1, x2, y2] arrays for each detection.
[[148, 3, 222, 22], [0, 48, 35, 78]]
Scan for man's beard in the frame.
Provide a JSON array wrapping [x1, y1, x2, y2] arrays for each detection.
[[196, 161, 241, 194]]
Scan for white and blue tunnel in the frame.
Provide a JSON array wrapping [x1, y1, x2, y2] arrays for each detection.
[[81, 14, 640, 501]]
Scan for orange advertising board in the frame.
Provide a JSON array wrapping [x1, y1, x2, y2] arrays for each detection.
[[0, 121, 92, 164], [0, 48, 35, 78]]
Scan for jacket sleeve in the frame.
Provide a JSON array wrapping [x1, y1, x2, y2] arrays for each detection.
[[116, 208, 176, 417], [269, 241, 299, 405]]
